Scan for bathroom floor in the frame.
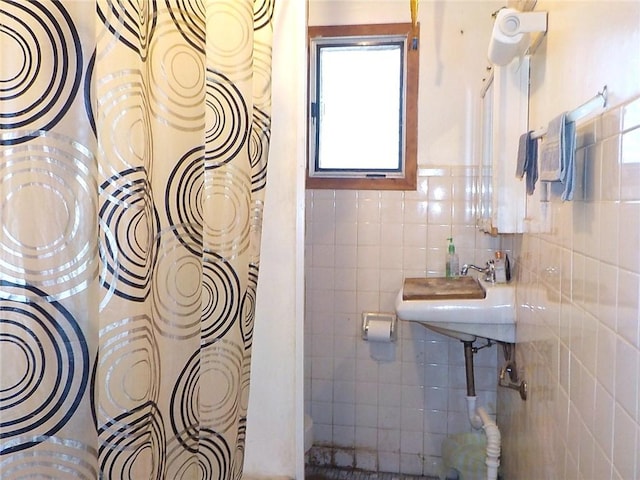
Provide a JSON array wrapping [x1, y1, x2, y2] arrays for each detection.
[[304, 466, 439, 480]]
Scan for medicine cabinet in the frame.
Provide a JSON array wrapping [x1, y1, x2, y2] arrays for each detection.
[[477, 57, 529, 234]]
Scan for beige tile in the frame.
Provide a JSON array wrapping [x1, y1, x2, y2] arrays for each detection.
[[427, 176, 453, 201], [599, 108, 623, 140], [599, 201, 619, 266], [584, 142, 602, 202], [358, 197, 381, 223], [356, 245, 380, 269], [380, 225, 403, 247], [335, 221, 358, 246], [596, 323, 617, 396], [592, 444, 613, 480], [380, 197, 404, 224], [312, 244, 335, 268], [403, 223, 427, 247], [618, 202, 640, 274], [620, 128, 640, 200], [356, 268, 380, 293], [334, 245, 357, 269], [600, 135, 621, 201], [613, 405, 638, 480], [357, 222, 381, 247], [622, 97, 640, 132], [615, 338, 638, 420], [379, 248, 404, 270], [312, 218, 336, 245], [403, 199, 428, 224], [598, 262, 618, 331], [595, 382, 614, 454], [616, 269, 640, 347], [451, 201, 475, 225], [426, 200, 452, 225]]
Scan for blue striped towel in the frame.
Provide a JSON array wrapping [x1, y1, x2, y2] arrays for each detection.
[[539, 113, 577, 200], [516, 130, 539, 195]]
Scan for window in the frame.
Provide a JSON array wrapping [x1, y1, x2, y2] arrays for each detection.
[[307, 23, 419, 190]]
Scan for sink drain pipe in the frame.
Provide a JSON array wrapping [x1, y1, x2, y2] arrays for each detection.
[[462, 341, 501, 480], [463, 341, 476, 397]]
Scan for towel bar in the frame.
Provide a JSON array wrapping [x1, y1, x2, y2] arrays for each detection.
[[531, 85, 607, 139]]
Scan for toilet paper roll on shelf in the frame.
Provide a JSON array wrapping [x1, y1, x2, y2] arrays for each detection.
[[361, 312, 397, 342]]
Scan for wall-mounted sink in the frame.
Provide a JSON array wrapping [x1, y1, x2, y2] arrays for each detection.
[[394, 276, 516, 343]]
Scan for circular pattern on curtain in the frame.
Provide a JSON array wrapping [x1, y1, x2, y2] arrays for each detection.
[[99, 169, 160, 303], [97, 0, 158, 59], [0, 1, 273, 477], [0, 281, 89, 455], [0, 1, 83, 145], [205, 71, 250, 168], [92, 314, 161, 421], [98, 402, 166, 479], [0, 437, 98, 479], [0, 132, 98, 301]]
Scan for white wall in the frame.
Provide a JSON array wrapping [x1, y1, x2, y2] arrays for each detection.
[[243, 1, 307, 478]]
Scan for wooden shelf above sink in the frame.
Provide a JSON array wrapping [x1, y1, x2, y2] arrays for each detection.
[[403, 277, 486, 301]]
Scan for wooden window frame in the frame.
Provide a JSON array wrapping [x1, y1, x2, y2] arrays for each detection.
[[306, 23, 419, 190]]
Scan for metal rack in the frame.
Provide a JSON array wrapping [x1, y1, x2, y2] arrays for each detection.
[[530, 85, 608, 139]]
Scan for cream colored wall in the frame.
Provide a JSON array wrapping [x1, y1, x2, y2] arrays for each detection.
[[529, 1, 640, 122], [501, 2, 640, 479], [243, 1, 307, 478], [309, 0, 502, 168]]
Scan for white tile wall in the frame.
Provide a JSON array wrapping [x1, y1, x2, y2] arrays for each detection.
[[500, 96, 640, 480], [305, 167, 503, 476]]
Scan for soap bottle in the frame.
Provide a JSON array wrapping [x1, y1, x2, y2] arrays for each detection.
[[445, 237, 459, 278]]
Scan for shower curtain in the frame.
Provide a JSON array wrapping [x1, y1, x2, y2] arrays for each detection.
[[0, 1, 273, 478]]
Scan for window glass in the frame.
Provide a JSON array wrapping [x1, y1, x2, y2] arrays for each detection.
[[315, 41, 403, 173]]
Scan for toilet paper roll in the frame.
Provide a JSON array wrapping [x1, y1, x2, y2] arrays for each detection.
[[366, 318, 393, 342], [488, 9, 525, 66], [488, 35, 523, 66], [488, 28, 525, 66]]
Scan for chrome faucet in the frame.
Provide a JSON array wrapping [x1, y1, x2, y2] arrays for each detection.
[[461, 260, 496, 283]]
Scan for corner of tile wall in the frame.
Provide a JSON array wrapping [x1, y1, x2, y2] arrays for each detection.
[[499, 93, 640, 480]]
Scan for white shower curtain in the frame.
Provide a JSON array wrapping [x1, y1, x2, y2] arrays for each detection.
[[0, 1, 273, 478]]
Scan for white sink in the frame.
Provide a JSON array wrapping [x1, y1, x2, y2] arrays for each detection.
[[394, 277, 516, 343]]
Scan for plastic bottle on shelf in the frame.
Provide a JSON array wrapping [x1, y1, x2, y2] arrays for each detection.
[[446, 237, 459, 278]]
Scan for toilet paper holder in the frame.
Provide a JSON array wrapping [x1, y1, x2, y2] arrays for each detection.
[[361, 312, 397, 342]]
